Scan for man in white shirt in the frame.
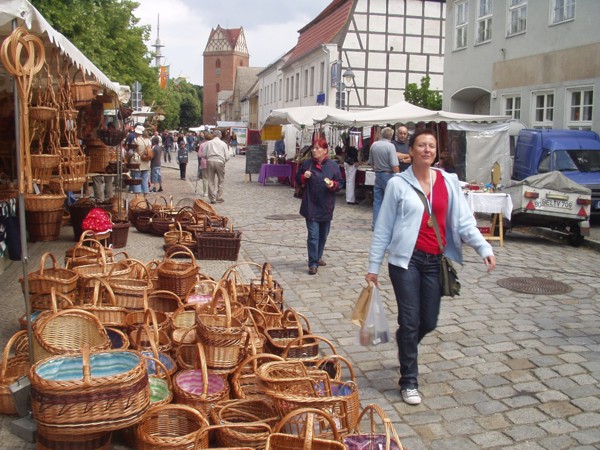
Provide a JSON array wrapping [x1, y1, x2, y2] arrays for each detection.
[[203, 130, 230, 203]]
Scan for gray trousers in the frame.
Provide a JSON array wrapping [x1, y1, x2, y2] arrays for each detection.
[[206, 159, 225, 202], [93, 175, 114, 202]]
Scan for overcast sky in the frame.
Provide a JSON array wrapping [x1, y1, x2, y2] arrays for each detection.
[[134, 0, 332, 86]]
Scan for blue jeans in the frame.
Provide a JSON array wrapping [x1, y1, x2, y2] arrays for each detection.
[[373, 172, 394, 228], [389, 249, 442, 390], [306, 219, 331, 268], [131, 170, 149, 194]]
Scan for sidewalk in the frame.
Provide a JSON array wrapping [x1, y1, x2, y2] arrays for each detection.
[[2, 152, 600, 449]]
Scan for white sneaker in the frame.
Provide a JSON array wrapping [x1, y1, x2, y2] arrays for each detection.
[[401, 388, 421, 405]]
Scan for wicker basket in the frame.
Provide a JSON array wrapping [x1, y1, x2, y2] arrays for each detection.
[[164, 221, 194, 246], [146, 289, 184, 316], [264, 310, 316, 359], [0, 330, 30, 415], [210, 398, 278, 449], [156, 245, 200, 298], [146, 356, 173, 407], [195, 283, 247, 374], [85, 144, 113, 173], [71, 70, 102, 109], [344, 403, 406, 450], [25, 207, 64, 241], [196, 230, 242, 261], [134, 403, 210, 450], [172, 343, 230, 418], [35, 425, 112, 450], [75, 276, 130, 328], [25, 252, 78, 295], [30, 153, 61, 169], [24, 193, 65, 212], [29, 105, 57, 122], [109, 219, 130, 248], [230, 353, 285, 400], [32, 307, 111, 363], [265, 408, 346, 450], [30, 346, 150, 433], [106, 259, 153, 310]]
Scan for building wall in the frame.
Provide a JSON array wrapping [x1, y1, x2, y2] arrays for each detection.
[[443, 0, 600, 131]]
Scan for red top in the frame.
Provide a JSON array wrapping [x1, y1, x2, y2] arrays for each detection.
[[415, 173, 448, 255]]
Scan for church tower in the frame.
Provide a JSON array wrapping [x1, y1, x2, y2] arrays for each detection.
[[203, 25, 249, 125]]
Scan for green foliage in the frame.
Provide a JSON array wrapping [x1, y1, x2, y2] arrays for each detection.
[[31, 0, 158, 101], [152, 80, 201, 130], [404, 76, 442, 111]]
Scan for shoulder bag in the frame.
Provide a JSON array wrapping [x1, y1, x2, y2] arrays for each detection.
[[412, 185, 461, 297]]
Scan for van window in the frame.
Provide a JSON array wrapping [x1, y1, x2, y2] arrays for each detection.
[[567, 150, 600, 172], [552, 151, 578, 172]]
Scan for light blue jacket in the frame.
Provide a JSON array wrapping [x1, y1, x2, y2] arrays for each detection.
[[368, 167, 494, 274]]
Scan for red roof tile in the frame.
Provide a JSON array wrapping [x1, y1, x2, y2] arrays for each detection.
[[283, 0, 353, 68]]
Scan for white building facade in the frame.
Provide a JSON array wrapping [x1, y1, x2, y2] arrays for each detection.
[[256, 0, 447, 128], [443, 0, 600, 132]]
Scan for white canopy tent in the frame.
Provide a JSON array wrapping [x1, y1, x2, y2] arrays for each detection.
[[264, 105, 342, 129]]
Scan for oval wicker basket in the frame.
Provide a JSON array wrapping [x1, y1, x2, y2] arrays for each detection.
[[29, 105, 57, 121]]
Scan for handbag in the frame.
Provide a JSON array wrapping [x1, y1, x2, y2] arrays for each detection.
[[412, 186, 461, 297]]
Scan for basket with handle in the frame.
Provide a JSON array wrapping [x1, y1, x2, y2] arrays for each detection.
[[29, 345, 150, 433], [343, 403, 406, 450], [172, 342, 230, 418], [140, 330, 178, 379], [23, 251, 78, 296], [157, 244, 200, 298], [173, 325, 199, 373], [221, 261, 263, 307], [230, 352, 285, 400], [106, 327, 130, 350], [264, 309, 315, 359], [195, 281, 247, 374], [134, 403, 210, 450], [146, 289, 184, 316], [106, 258, 154, 310], [262, 354, 361, 437], [125, 299, 171, 336], [75, 276, 129, 329], [249, 262, 284, 310], [265, 407, 346, 450], [164, 221, 194, 246], [32, 306, 111, 363], [70, 69, 101, 108], [0, 330, 30, 415], [65, 230, 114, 268], [35, 424, 112, 450], [210, 398, 279, 449], [129, 310, 173, 355], [73, 253, 133, 303], [19, 288, 74, 330], [184, 278, 217, 306], [145, 355, 173, 407]]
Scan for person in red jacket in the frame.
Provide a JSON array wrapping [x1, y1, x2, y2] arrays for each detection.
[[296, 137, 342, 275]]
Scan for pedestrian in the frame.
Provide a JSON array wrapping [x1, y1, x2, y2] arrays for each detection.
[[368, 127, 399, 228], [296, 137, 342, 275], [393, 125, 412, 171], [164, 132, 173, 163], [203, 129, 229, 204], [230, 132, 238, 156], [365, 128, 496, 406], [130, 124, 151, 197], [197, 133, 211, 196], [177, 140, 189, 180], [274, 134, 286, 161], [344, 145, 359, 204], [150, 135, 163, 192]]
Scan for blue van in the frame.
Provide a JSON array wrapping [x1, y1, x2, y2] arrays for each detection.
[[512, 129, 600, 213]]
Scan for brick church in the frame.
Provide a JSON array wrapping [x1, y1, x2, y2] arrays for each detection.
[[202, 26, 249, 125]]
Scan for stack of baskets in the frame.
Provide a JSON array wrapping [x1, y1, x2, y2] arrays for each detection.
[[24, 193, 66, 241]]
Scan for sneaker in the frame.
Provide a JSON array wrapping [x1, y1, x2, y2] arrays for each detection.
[[401, 388, 421, 405], [158, 188, 163, 192], [318, 259, 326, 266], [216, 199, 224, 203], [308, 267, 318, 275], [150, 188, 156, 192]]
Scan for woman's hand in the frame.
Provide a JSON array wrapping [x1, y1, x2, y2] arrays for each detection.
[[304, 170, 312, 179], [365, 273, 378, 286], [484, 255, 496, 272]]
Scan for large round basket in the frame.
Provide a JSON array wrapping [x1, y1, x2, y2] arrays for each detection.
[[25, 208, 63, 242], [35, 424, 112, 450], [24, 193, 65, 212], [29, 347, 150, 433]]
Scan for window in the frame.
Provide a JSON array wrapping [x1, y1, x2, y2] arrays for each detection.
[[295, 73, 300, 100], [215, 58, 221, 76], [279, 80, 282, 101], [310, 67, 315, 96], [504, 95, 521, 120], [216, 83, 220, 93], [567, 87, 593, 129], [455, 1, 468, 49], [551, 0, 575, 24], [507, 0, 527, 36], [476, 0, 493, 44], [304, 69, 309, 97], [532, 91, 554, 127], [319, 62, 325, 92], [285, 78, 290, 102]]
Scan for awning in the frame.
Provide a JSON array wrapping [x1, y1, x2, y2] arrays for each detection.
[[263, 105, 343, 129]]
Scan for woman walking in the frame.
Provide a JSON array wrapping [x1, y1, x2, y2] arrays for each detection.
[[177, 140, 188, 180], [365, 128, 496, 405], [296, 138, 342, 275]]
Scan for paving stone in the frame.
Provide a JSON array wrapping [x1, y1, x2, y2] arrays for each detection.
[[506, 407, 550, 425], [470, 430, 514, 448], [538, 435, 578, 450], [502, 425, 548, 441], [571, 396, 600, 412], [571, 427, 600, 445], [475, 412, 511, 430], [568, 412, 600, 428], [539, 418, 578, 434], [538, 400, 582, 418]]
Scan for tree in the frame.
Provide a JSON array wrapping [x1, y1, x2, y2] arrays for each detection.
[[30, 0, 158, 102], [404, 76, 442, 111]]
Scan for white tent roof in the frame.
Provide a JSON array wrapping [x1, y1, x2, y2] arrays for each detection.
[[321, 101, 511, 127], [264, 105, 343, 128], [0, 0, 118, 93]]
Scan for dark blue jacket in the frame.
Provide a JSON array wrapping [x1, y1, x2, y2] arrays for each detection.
[[296, 157, 342, 222]]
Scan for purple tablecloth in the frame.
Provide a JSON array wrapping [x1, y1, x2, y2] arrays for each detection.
[[257, 164, 292, 185]]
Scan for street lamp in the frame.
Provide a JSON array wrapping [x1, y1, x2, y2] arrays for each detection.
[[342, 68, 355, 111]]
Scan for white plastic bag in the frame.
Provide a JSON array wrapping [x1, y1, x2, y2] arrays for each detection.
[[357, 285, 390, 346]]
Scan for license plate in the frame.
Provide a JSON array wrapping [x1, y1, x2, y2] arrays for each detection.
[[594, 200, 600, 209], [534, 198, 573, 210]]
